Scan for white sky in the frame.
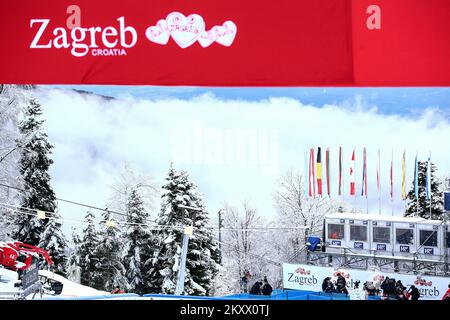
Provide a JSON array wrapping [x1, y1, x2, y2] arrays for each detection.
[[35, 87, 450, 237]]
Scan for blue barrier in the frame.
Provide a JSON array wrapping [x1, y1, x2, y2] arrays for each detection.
[[142, 293, 220, 300], [308, 294, 332, 300], [40, 289, 382, 300], [288, 294, 309, 300], [43, 293, 141, 300]]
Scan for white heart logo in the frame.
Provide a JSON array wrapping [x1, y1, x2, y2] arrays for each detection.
[[145, 19, 170, 45], [212, 21, 237, 47], [198, 30, 216, 48], [166, 12, 205, 48]]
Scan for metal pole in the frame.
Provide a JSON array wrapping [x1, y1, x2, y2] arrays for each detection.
[[218, 209, 223, 261], [378, 149, 381, 215], [444, 179, 450, 274], [174, 206, 198, 295], [175, 232, 190, 295]]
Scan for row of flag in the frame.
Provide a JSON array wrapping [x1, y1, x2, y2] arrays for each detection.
[[306, 147, 433, 200]]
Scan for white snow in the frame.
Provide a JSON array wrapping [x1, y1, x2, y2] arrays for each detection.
[[37, 270, 109, 298]]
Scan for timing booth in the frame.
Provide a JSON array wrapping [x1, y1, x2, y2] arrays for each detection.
[[324, 213, 445, 260], [370, 219, 393, 254], [393, 219, 418, 257], [416, 221, 443, 259]]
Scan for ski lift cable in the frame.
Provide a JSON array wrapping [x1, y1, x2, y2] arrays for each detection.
[[0, 202, 320, 234], [0, 183, 325, 232], [0, 203, 183, 230], [0, 202, 184, 231], [0, 198, 319, 232], [0, 182, 158, 223], [0, 202, 311, 233]]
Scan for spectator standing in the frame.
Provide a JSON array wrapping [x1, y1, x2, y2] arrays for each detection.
[[409, 285, 420, 301], [261, 277, 273, 296], [249, 281, 263, 295], [335, 273, 348, 295]]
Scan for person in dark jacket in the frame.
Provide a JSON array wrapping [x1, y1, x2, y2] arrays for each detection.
[[322, 277, 335, 293], [335, 273, 348, 294], [249, 281, 263, 295], [322, 277, 330, 292], [396, 280, 407, 300], [261, 278, 273, 296], [381, 277, 397, 299], [409, 285, 420, 301]]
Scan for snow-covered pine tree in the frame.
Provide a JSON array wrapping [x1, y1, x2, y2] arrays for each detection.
[[405, 161, 444, 220], [10, 97, 57, 245], [79, 210, 100, 288], [93, 210, 128, 292], [147, 167, 220, 296], [66, 228, 82, 283], [38, 211, 68, 274], [122, 188, 152, 294], [0, 86, 26, 241]]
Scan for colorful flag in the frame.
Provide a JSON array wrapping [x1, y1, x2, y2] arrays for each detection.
[[361, 147, 367, 197], [304, 149, 308, 196], [308, 148, 315, 197], [338, 146, 343, 196], [326, 147, 330, 197], [350, 149, 355, 196], [414, 152, 418, 199], [401, 150, 406, 200], [316, 147, 323, 196], [377, 149, 380, 197], [390, 151, 394, 199], [426, 152, 431, 200]]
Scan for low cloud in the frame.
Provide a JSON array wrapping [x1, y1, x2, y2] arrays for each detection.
[[35, 88, 450, 235]]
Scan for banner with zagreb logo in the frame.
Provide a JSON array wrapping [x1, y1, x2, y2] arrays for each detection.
[[283, 263, 450, 300], [0, 0, 450, 85]]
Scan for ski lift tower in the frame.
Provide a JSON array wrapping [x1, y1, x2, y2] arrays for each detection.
[[174, 204, 203, 295]]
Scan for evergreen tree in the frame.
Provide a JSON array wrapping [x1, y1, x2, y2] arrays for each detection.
[[405, 161, 444, 220], [122, 188, 152, 294], [93, 210, 128, 292], [10, 98, 57, 245], [38, 211, 68, 274], [79, 210, 100, 288], [147, 167, 220, 296], [0, 85, 27, 241], [66, 228, 82, 283]]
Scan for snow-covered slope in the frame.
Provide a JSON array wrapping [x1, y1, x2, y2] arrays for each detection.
[[0, 268, 20, 296], [38, 270, 109, 298]]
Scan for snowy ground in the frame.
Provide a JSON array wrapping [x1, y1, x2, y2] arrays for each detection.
[[0, 267, 109, 299], [37, 270, 109, 298]]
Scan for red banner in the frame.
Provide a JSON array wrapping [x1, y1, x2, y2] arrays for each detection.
[[0, 0, 449, 86]]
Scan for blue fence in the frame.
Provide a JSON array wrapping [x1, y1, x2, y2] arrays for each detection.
[[41, 289, 383, 300]]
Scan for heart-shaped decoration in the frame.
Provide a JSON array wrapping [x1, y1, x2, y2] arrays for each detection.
[[166, 12, 205, 48], [212, 21, 237, 47], [145, 19, 170, 45], [198, 30, 216, 48]]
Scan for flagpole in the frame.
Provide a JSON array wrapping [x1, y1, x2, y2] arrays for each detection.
[[429, 150, 432, 220], [391, 148, 394, 216], [378, 148, 381, 215], [416, 151, 418, 218], [341, 147, 345, 208], [365, 147, 368, 214]]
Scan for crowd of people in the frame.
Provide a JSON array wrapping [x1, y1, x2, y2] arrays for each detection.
[[321, 274, 450, 300], [240, 271, 273, 296], [239, 269, 450, 300], [321, 273, 421, 300]]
